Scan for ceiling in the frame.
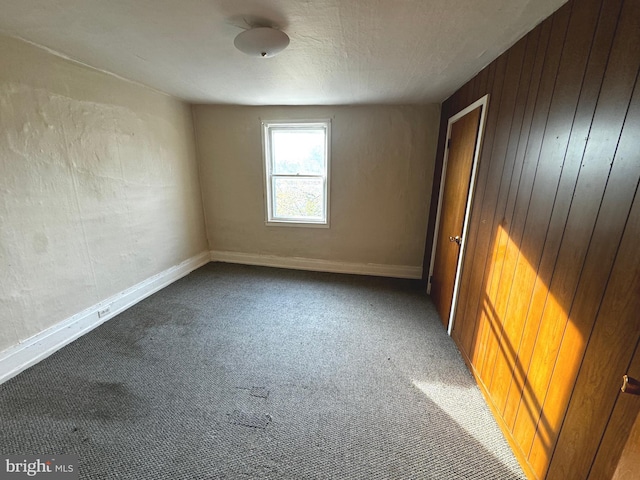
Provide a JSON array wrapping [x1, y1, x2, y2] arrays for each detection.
[[0, 0, 567, 105]]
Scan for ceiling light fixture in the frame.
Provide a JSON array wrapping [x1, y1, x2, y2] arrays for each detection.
[[234, 27, 290, 58]]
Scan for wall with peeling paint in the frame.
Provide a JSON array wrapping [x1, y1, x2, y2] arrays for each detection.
[[194, 105, 439, 268], [0, 34, 208, 352]]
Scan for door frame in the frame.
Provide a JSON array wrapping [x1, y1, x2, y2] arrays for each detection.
[[427, 94, 489, 335]]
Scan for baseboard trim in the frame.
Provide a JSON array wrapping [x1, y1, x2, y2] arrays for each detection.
[[210, 250, 422, 279], [0, 251, 210, 385]]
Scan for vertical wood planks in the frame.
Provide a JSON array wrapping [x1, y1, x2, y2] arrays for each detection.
[[508, 0, 611, 466], [426, 0, 640, 477], [528, 0, 640, 475], [486, 21, 552, 418]]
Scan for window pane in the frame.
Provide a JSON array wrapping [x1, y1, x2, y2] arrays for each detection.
[[272, 129, 325, 175], [273, 177, 324, 220]]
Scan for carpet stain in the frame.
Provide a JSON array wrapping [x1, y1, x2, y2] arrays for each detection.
[[103, 303, 204, 354], [249, 386, 269, 399], [229, 410, 272, 429], [0, 379, 143, 422]]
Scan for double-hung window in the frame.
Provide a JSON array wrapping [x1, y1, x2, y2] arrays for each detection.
[[262, 120, 331, 226]]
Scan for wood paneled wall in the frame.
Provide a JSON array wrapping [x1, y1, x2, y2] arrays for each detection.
[[425, 0, 640, 478]]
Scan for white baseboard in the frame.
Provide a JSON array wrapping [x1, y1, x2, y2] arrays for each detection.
[[210, 250, 422, 279], [0, 251, 210, 385]]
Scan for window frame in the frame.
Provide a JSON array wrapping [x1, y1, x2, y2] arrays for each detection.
[[261, 119, 331, 227]]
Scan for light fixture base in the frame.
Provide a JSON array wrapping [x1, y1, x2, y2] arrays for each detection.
[[234, 27, 290, 58]]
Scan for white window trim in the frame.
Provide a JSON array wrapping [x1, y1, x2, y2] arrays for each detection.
[[261, 119, 331, 227]]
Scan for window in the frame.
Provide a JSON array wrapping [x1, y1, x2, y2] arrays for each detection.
[[262, 120, 331, 226]]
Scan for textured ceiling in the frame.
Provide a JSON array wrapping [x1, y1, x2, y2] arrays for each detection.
[[0, 0, 567, 105]]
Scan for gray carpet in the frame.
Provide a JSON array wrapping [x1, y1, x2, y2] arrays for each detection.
[[0, 263, 525, 479]]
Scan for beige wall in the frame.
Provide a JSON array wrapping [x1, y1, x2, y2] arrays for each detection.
[[0, 34, 208, 352], [194, 105, 439, 268]]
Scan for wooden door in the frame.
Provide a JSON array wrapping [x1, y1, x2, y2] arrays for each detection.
[[430, 105, 482, 328], [588, 342, 640, 480]]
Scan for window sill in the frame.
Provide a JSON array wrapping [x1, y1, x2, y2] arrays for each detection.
[[265, 220, 330, 228]]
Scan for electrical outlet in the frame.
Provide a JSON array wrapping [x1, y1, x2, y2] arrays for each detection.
[[97, 306, 111, 318]]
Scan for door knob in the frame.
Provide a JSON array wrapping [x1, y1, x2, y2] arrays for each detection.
[[621, 375, 640, 395], [449, 235, 462, 245]]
